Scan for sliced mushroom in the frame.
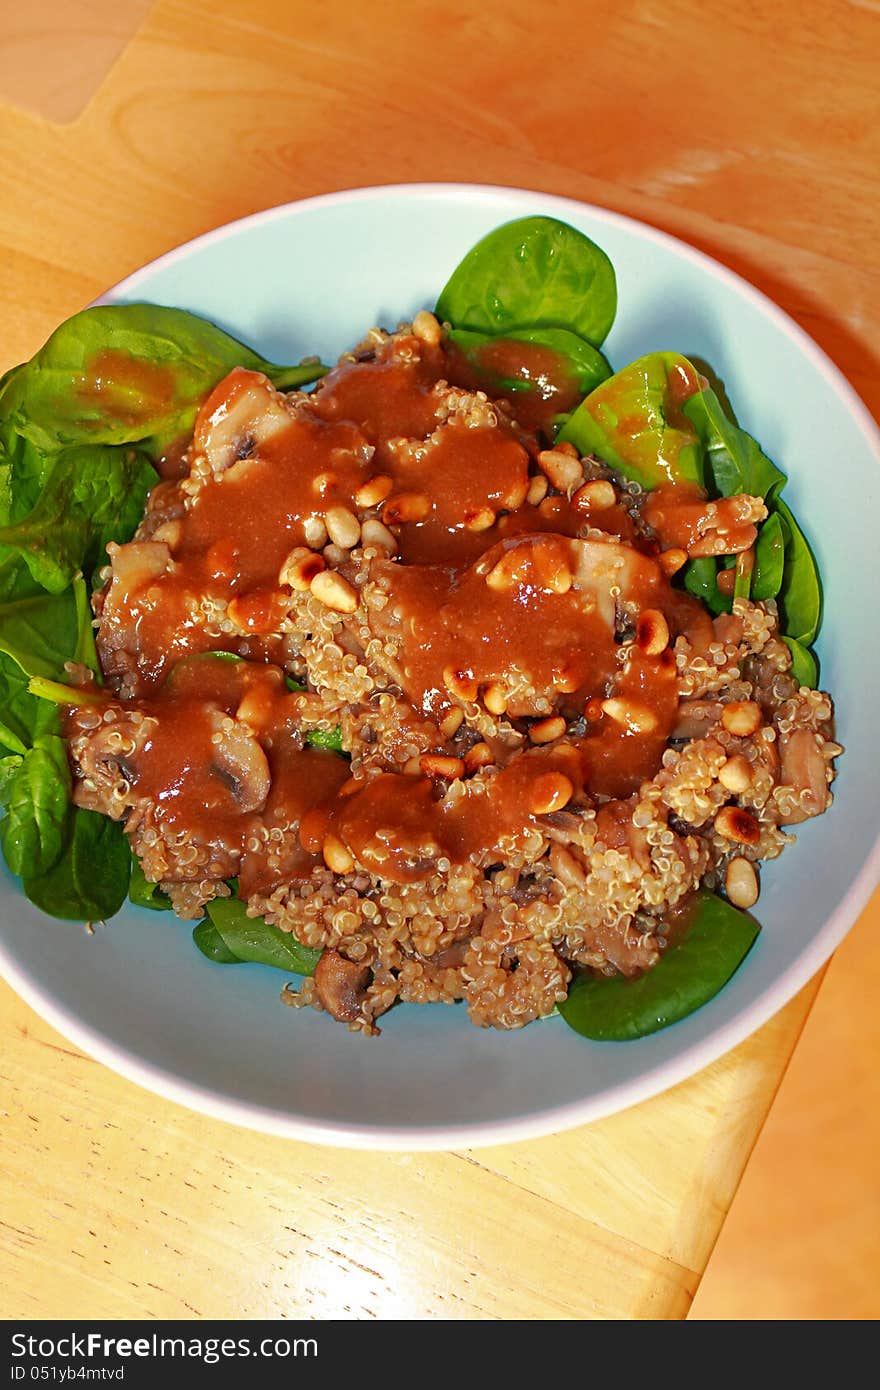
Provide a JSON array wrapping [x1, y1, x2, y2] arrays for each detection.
[[208, 708, 271, 813], [778, 728, 829, 824], [193, 367, 294, 473], [313, 950, 372, 1022]]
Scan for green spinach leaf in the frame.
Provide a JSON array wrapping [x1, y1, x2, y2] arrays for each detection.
[[775, 499, 822, 646], [447, 326, 610, 401], [782, 636, 818, 689], [436, 217, 617, 347], [0, 733, 72, 877], [203, 896, 321, 975], [558, 891, 760, 1040], [192, 918, 243, 964], [558, 352, 704, 489], [23, 807, 131, 921], [683, 388, 786, 500], [129, 856, 173, 912], [0, 304, 327, 461], [751, 512, 786, 601], [0, 444, 157, 593]]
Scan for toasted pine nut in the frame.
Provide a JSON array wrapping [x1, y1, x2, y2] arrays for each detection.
[[538, 449, 583, 493], [420, 754, 464, 780], [658, 547, 688, 576], [714, 805, 761, 845], [529, 716, 566, 745], [464, 743, 494, 774], [361, 518, 398, 554], [355, 474, 394, 509], [310, 570, 358, 614], [636, 608, 670, 656], [725, 856, 759, 908], [483, 682, 508, 716], [323, 833, 354, 874], [549, 842, 587, 888], [718, 755, 752, 794], [526, 474, 549, 506], [600, 697, 659, 734], [412, 309, 442, 347], [529, 772, 574, 816], [280, 547, 325, 591], [465, 505, 497, 532], [325, 506, 361, 549], [573, 479, 616, 511], [553, 440, 579, 458], [504, 476, 529, 510], [439, 707, 464, 739], [382, 491, 431, 524], [721, 701, 762, 737], [443, 666, 479, 702], [303, 515, 328, 550]]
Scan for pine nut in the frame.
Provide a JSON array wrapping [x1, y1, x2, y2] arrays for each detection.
[[714, 805, 761, 845], [439, 707, 464, 739], [420, 754, 464, 780], [725, 856, 759, 909], [721, 701, 762, 737], [526, 475, 549, 506], [412, 310, 442, 347], [483, 682, 508, 716], [280, 547, 325, 591], [464, 743, 494, 773], [718, 754, 752, 794], [443, 667, 479, 702], [310, 570, 358, 614], [573, 479, 616, 511], [600, 697, 659, 734], [529, 772, 574, 816], [636, 608, 670, 656], [325, 506, 361, 549], [529, 716, 566, 744], [553, 441, 579, 458], [465, 505, 497, 532], [549, 843, 587, 888], [382, 491, 431, 524], [658, 547, 688, 576], [323, 833, 354, 874], [504, 476, 529, 509], [538, 449, 583, 493], [361, 519, 398, 554], [355, 474, 393, 509], [303, 515, 328, 550]]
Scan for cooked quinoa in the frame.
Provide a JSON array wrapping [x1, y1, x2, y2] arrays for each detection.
[[64, 315, 840, 1033]]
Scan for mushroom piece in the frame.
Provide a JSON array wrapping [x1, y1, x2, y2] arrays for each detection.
[[313, 951, 372, 1023], [193, 367, 294, 473], [778, 727, 829, 824], [208, 709, 271, 814]]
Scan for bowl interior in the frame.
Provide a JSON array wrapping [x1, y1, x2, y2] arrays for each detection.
[[1, 184, 878, 1149]]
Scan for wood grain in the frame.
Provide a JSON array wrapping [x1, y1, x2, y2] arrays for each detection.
[[0, 0, 877, 1321]]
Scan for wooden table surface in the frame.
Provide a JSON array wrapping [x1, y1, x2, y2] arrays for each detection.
[[0, 0, 877, 1321]]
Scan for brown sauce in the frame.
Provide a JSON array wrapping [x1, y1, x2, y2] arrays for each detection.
[[444, 337, 584, 434], [91, 327, 728, 889]]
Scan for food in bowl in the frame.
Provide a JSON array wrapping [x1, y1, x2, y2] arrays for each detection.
[[0, 216, 840, 1039]]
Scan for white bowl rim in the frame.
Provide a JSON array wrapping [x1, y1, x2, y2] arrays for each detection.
[[1, 181, 879, 1150]]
